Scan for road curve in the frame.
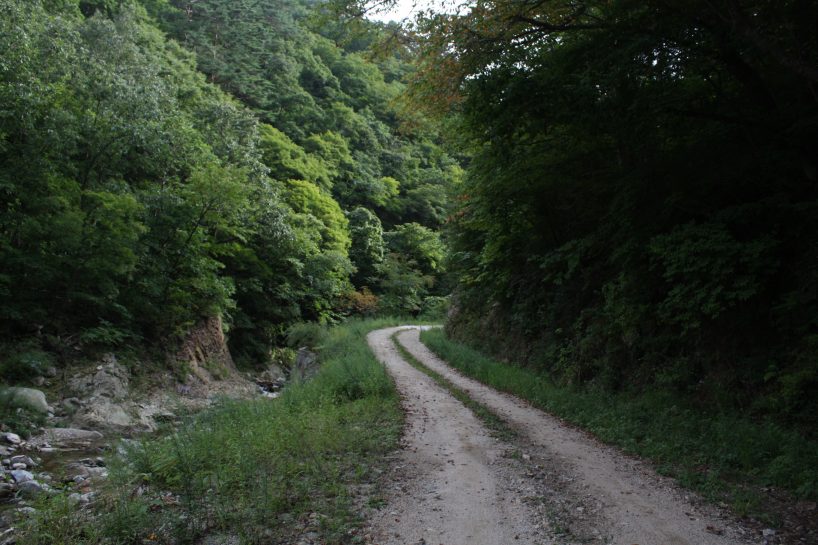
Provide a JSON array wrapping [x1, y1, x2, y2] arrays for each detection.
[[389, 327, 759, 545]]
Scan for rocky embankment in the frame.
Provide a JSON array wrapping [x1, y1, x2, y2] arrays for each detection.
[[0, 318, 309, 544]]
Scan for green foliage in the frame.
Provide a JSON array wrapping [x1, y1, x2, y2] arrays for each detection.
[[259, 124, 337, 191], [385, 222, 445, 277], [152, 0, 460, 229], [432, 0, 818, 430], [285, 322, 329, 350], [283, 179, 351, 254], [16, 495, 101, 545], [373, 223, 449, 315], [0, 342, 54, 384], [649, 222, 779, 331], [347, 206, 385, 287], [0, 0, 456, 373]]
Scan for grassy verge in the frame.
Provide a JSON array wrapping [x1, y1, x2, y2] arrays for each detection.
[[389, 331, 515, 441], [420, 328, 818, 522], [18, 318, 408, 545]]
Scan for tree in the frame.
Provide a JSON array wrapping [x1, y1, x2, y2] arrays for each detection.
[[399, 0, 818, 426], [347, 207, 385, 287], [385, 222, 445, 277]]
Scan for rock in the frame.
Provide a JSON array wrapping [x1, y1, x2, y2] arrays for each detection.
[[86, 467, 108, 479], [73, 398, 134, 431], [68, 354, 129, 400], [10, 470, 33, 483], [176, 316, 236, 385], [29, 428, 103, 449], [10, 456, 35, 467], [201, 534, 240, 545], [292, 348, 318, 381], [68, 492, 94, 505], [0, 447, 10, 457], [0, 483, 15, 498], [16, 507, 36, 516], [79, 457, 105, 467], [0, 387, 49, 414], [61, 397, 82, 413], [763, 529, 776, 537], [11, 463, 26, 470], [44, 366, 57, 378], [16, 480, 44, 499], [66, 461, 93, 477], [1, 433, 20, 445], [132, 403, 175, 432]]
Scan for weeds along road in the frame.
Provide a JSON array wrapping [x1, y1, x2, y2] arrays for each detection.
[[366, 326, 760, 545]]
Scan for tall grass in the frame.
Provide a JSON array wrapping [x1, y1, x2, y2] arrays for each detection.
[[420, 328, 818, 518], [19, 319, 406, 545]]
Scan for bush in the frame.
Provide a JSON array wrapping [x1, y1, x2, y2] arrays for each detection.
[[285, 322, 329, 350], [339, 288, 380, 317], [419, 295, 449, 320], [0, 343, 54, 384]]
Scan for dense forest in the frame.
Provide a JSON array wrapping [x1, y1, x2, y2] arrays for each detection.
[[4, 0, 817, 431], [0, 0, 458, 370], [390, 0, 818, 432]]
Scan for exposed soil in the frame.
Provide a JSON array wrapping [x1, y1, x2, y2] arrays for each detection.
[[366, 326, 767, 545]]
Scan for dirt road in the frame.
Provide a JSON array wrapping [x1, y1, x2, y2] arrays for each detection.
[[366, 326, 760, 545]]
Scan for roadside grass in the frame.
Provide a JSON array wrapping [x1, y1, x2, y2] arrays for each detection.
[[18, 318, 408, 545], [420, 328, 818, 521], [389, 330, 515, 441]]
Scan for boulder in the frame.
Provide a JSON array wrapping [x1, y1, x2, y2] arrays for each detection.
[[9, 455, 37, 467], [65, 462, 90, 477], [292, 348, 319, 382], [67, 354, 129, 400], [10, 456, 35, 467], [68, 492, 94, 505], [86, 466, 108, 479], [10, 470, 33, 483], [72, 398, 134, 431], [0, 387, 48, 414], [30, 428, 103, 449], [61, 397, 82, 414], [16, 480, 44, 499], [255, 364, 286, 392]]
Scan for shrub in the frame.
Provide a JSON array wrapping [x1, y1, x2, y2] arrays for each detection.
[[285, 322, 328, 349]]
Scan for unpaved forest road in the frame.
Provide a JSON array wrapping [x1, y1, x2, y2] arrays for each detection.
[[366, 326, 760, 545]]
